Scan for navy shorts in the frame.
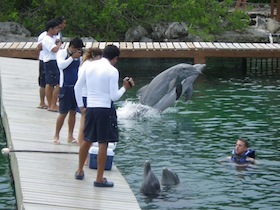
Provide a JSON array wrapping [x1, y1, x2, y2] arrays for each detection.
[[84, 106, 119, 143], [44, 60, 59, 86], [38, 60, 46, 88], [58, 87, 77, 114]]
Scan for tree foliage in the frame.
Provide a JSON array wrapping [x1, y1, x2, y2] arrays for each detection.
[[0, 0, 251, 41]]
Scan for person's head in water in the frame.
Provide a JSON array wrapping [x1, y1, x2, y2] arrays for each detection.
[[235, 139, 249, 155]]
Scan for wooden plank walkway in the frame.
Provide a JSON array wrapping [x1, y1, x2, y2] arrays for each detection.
[[0, 57, 141, 210], [0, 41, 279, 64]]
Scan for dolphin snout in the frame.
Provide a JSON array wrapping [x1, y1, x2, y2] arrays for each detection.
[[193, 64, 206, 73]]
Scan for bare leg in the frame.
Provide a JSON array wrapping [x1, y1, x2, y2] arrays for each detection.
[[67, 110, 76, 142], [53, 113, 67, 143], [50, 85, 59, 111], [96, 142, 108, 183], [45, 84, 53, 110], [78, 112, 85, 146], [77, 112, 90, 164], [39, 87, 47, 107], [76, 140, 92, 175]]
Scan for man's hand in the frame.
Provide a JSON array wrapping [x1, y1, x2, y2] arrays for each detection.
[[123, 77, 135, 89], [72, 50, 83, 59]]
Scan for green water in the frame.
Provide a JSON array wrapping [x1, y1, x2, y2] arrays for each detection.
[[0, 122, 16, 209], [0, 58, 279, 209]]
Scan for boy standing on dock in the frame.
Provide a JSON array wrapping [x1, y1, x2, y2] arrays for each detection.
[[42, 20, 61, 112], [74, 45, 134, 187], [52, 37, 84, 144]]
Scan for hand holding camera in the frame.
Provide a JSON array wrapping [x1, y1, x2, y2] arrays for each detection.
[[123, 77, 135, 89], [72, 49, 83, 59], [55, 39, 62, 46]]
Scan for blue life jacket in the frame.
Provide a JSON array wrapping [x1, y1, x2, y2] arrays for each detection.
[[231, 149, 255, 164]]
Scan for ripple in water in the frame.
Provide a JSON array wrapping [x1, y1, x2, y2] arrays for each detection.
[[115, 77, 280, 210]]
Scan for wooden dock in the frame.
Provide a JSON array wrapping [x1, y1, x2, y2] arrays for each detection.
[[0, 57, 141, 210], [0, 41, 280, 63]]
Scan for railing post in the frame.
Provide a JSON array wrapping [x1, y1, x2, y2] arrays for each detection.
[[194, 56, 206, 64], [277, 0, 280, 21], [271, 0, 275, 19]]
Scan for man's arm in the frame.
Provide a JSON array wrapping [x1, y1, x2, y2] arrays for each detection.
[[246, 157, 255, 164], [74, 66, 86, 108], [56, 49, 73, 70]]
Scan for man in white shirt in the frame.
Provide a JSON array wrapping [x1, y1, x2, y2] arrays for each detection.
[[52, 37, 84, 144], [42, 20, 61, 112], [74, 45, 134, 187]]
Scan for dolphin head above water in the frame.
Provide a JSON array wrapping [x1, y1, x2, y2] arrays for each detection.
[[140, 160, 161, 196], [137, 63, 206, 112], [161, 167, 180, 186]]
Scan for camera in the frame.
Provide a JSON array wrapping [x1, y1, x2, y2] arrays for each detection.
[[77, 49, 84, 56]]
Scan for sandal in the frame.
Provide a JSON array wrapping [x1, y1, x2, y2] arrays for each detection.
[[75, 171, 84, 180], [68, 139, 78, 144], [94, 178, 114, 187], [52, 140, 60, 145]]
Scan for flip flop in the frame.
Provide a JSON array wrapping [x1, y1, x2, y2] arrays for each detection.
[[75, 171, 84, 180], [94, 178, 114, 187], [37, 105, 48, 109], [68, 139, 78, 144], [48, 109, 59, 112], [52, 140, 60, 145]]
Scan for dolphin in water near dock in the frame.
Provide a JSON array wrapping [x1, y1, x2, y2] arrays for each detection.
[[140, 160, 161, 196], [161, 167, 180, 186], [137, 63, 206, 112]]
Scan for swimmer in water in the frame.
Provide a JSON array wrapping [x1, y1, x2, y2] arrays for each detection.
[[230, 138, 255, 164]]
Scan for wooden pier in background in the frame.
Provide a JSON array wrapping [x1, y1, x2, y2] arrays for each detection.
[[0, 57, 141, 210], [0, 41, 280, 64]]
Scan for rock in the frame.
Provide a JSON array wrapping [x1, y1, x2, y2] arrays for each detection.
[[150, 22, 169, 41], [256, 16, 267, 30], [215, 28, 269, 43], [0, 22, 31, 36], [125, 25, 148, 42], [164, 22, 188, 39], [267, 18, 280, 34]]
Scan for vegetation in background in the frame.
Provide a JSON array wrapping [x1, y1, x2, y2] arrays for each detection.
[[0, 0, 257, 41]]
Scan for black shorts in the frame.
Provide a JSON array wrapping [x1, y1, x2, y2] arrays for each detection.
[[84, 106, 119, 143], [58, 87, 77, 114], [44, 60, 59, 86], [38, 60, 46, 88]]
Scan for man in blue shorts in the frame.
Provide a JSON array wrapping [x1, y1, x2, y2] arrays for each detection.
[[42, 20, 62, 112], [74, 45, 135, 187], [52, 37, 84, 144]]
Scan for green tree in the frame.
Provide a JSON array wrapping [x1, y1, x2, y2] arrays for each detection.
[[0, 0, 251, 41]]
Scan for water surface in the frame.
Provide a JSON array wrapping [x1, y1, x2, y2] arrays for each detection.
[[0, 58, 279, 209], [115, 58, 280, 210]]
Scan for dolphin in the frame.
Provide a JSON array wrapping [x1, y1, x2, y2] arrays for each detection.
[[137, 63, 206, 111], [140, 160, 161, 196], [161, 167, 180, 186]]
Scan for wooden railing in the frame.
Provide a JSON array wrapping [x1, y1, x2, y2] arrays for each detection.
[[0, 41, 280, 63]]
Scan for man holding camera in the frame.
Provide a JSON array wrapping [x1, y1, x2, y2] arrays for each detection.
[[52, 37, 85, 144]]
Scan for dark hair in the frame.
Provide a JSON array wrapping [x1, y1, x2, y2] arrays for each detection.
[[55, 16, 66, 24], [238, 138, 249, 148], [103, 45, 120, 60], [45, 20, 59, 31], [69, 37, 85, 48]]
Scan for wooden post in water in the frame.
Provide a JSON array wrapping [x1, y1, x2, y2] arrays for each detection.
[[241, 58, 247, 75]]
